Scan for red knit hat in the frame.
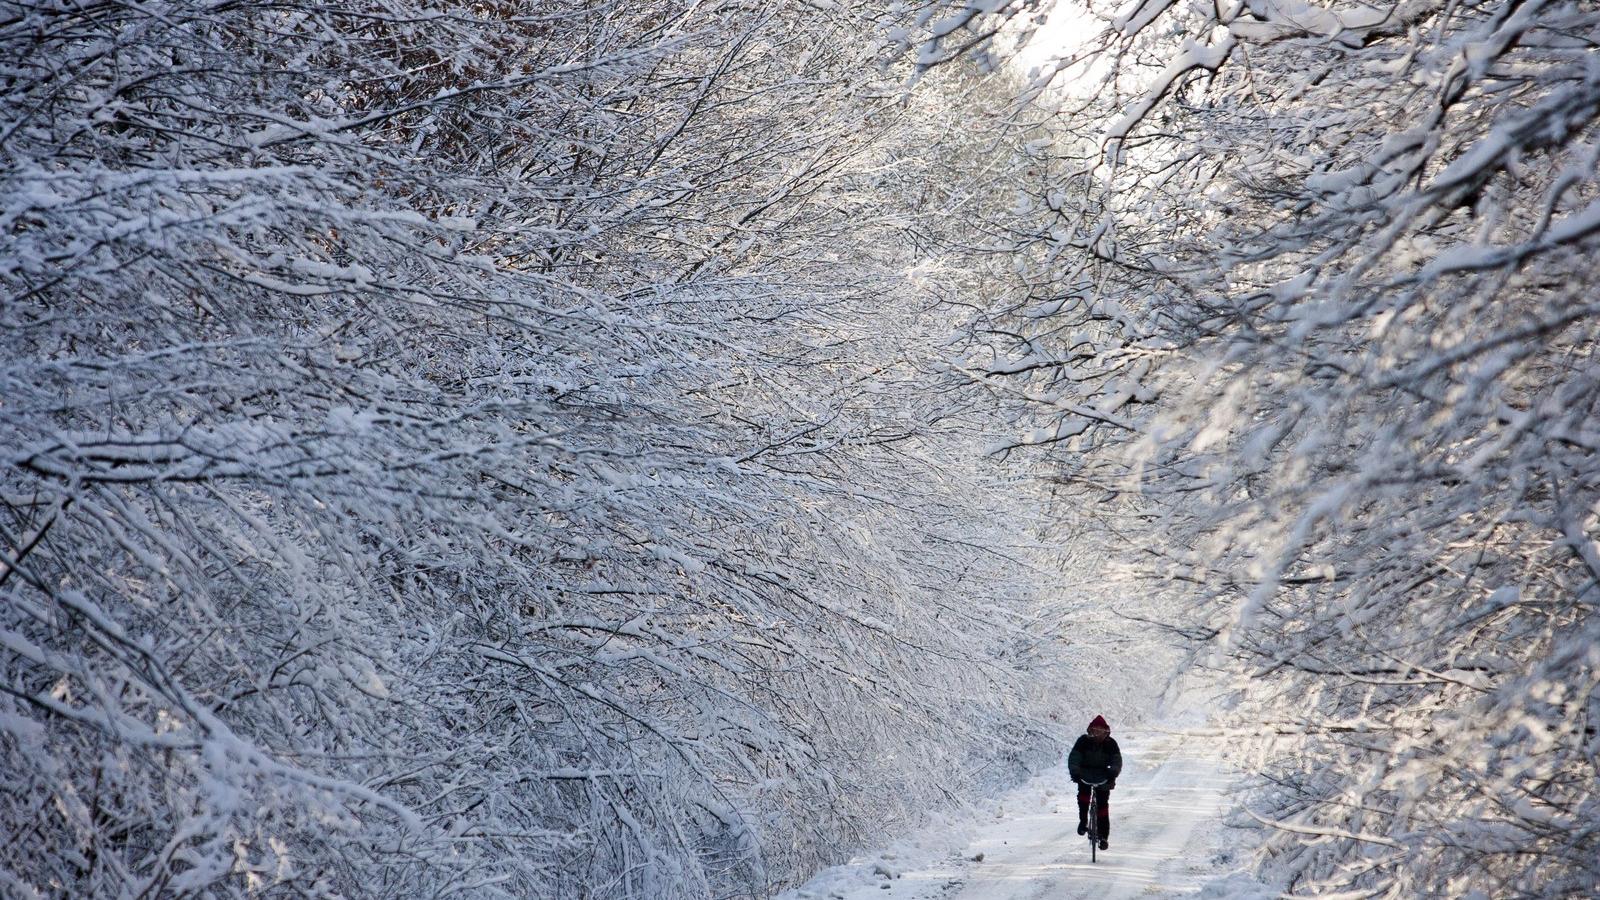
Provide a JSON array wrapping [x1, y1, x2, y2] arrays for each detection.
[[1088, 715, 1110, 735]]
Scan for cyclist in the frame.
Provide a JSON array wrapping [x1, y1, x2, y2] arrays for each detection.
[[1068, 714, 1122, 849]]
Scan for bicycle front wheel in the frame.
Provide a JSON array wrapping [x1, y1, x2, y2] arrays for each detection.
[[1088, 798, 1098, 863]]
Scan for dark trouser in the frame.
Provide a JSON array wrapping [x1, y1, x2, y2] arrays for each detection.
[[1077, 783, 1110, 838]]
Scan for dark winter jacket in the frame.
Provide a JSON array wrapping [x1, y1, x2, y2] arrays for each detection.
[[1068, 723, 1122, 785]]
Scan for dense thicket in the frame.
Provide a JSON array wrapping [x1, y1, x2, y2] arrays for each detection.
[[923, 0, 1600, 894], [0, 3, 1077, 897]]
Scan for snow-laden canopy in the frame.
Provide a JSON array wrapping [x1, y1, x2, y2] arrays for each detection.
[[0, 2, 1107, 896]]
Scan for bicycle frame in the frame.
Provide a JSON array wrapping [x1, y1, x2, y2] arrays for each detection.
[[1081, 779, 1107, 862]]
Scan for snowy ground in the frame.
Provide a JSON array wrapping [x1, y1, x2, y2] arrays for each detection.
[[783, 692, 1266, 900]]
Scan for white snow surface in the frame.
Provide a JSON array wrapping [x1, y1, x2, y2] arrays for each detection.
[[784, 686, 1266, 900]]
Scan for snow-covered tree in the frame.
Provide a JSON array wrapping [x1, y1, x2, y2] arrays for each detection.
[[1, 2, 1079, 897]]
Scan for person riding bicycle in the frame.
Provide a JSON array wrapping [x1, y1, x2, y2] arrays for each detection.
[[1068, 714, 1122, 850]]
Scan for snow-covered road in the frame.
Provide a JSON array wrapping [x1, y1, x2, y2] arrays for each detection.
[[785, 727, 1244, 900]]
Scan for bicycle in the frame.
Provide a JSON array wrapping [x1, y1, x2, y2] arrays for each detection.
[[1081, 779, 1108, 862]]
